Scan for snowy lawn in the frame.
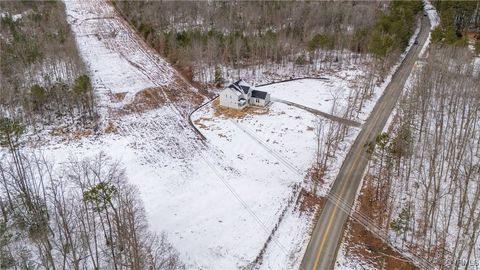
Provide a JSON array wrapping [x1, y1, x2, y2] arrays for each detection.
[[260, 78, 351, 117], [190, 101, 320, 268], [191, 79, 363, 268]]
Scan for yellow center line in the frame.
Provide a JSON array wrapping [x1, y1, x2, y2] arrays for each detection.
[[312, 141, 365, 269], [310, 22, 425, 268]]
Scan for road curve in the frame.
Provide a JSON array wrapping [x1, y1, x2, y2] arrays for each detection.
[[300, 16, 431, 270]]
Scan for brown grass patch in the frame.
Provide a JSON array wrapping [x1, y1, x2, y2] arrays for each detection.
[[110, 92, 127, 103], [165, 77, 206, 109], [212, 99, 269, 118], [104, 121, 118, 134], [193, 117, 212, 129], [342, 175, 418, 269], [71, 129, 94, 140], [121, 87, 166, 114], [51, 126, 68, 137], [466, 32, 479, 41], [117, 76, 205, 117], [51, 126, 94, 140], [344, 221, 418, 269], [297, 189, 325, 214]]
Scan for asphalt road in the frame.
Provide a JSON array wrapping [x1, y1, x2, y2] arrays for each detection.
[[300, 16, 431, 270]]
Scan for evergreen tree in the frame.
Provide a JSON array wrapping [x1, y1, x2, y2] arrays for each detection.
[[30, 84, 46, 111], [214, 66, 224, 88]]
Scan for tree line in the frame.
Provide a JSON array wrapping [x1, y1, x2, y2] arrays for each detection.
[[364, 45, 479, 269], [0, 118, 184, 269], [112, 1, 423, 84], [0, 1, 96, 129], [431, 0, 480, 50]]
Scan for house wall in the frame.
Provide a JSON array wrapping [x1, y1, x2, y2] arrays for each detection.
[[264, 93, 271, 105], [250, 97, 266, 107], [219, 89, 241, 109], [249, 93, 270, 107], [220, 86, 270, 109]]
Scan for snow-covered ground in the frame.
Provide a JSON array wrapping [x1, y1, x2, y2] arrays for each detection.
[[195, 51, 372, 86], [5, 0, 422, 268], [424, 0, 440, 29], [0, 10, 30, 22], [191, 78, 371, 268], [189, 100, 318, 267], [63, 0, 191, 112], [45, 0, 352, 268], [335, 238, 376, 270], [61, 4, 372, 265], [474, 56, 480, 76], [260, 78, 352, 116]]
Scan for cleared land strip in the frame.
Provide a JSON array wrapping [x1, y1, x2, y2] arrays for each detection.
[[273, 98, 362, 128]]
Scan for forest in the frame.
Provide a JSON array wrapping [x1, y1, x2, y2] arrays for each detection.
[[0, 118, 184, 269], [364, 44, 479, 269], [113, 0, 422, 84], [431, 0, 480, 48], [0, 1, 96, 129], [359, 2, 480, 268]]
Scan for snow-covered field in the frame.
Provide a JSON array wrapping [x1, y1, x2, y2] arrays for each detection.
[[5, 0, 415, 268], [44, 0, 343, 268], [260, 78, 352, 117], [191, 78, 368, 268], [54, 0, 288, 268], [63, 0, 201, 114]]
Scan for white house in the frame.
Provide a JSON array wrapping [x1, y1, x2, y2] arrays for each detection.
[[219, 80, 270, 109]]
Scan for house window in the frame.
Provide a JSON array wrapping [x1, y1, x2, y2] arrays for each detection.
[[256, 98, 259, 103]]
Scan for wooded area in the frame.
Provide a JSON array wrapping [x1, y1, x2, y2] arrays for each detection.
[[365, 45, 479, 269], [0, 119, 183, 269], [0, 1, 96, 129], [113, 1, 422, 84], [431, 0, 480, 49]]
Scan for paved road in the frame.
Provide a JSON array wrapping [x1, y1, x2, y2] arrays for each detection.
[[300, 16, 431, 270]]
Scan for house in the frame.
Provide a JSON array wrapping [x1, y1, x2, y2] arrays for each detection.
[[219, 80, 270, 109]]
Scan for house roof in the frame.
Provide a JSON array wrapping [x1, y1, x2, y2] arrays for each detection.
[[232, 79, 251, 94], [251, 90, 268, 99]]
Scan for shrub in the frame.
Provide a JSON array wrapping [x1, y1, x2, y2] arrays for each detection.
[[30, 84, 46, 111], [73, 75, 91, 96]]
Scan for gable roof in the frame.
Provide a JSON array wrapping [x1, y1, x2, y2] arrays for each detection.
[[251, 90, 268, 99], [232, 80, 251, 94]]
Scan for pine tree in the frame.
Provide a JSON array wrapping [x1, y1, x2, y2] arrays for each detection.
[[214, 66, 224, 88]]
